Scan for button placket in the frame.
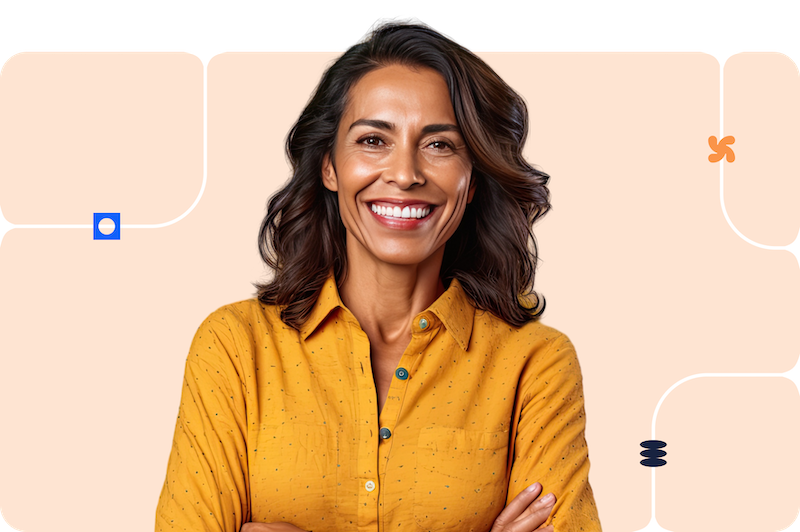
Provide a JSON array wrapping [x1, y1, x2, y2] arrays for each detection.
[[349, 323, 380, 528]]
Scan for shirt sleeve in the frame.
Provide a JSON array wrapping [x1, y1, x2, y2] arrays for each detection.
[[506, 332, 602, 531], [155, 309, 251, 532]]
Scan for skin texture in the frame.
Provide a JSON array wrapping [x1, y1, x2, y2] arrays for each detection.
[[245, 65, 556, 532], [322, 64, 475, 269], [322, 64, 475, 415]]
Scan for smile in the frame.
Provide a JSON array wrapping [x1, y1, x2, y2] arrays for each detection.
[[370, 203, 432, 220]]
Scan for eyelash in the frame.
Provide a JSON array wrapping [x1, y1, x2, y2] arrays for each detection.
[[427, 140, 454, 151], [358, 135, 385, 147], [356, 135, 454, 151]]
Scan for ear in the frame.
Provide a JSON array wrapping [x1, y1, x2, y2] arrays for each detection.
[[322, 152, 338, 192]]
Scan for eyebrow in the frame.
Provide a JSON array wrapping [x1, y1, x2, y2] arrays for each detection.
[[348, 119, 461, 135]]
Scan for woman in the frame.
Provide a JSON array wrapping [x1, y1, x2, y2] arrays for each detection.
[[156, 22, 601, 532]]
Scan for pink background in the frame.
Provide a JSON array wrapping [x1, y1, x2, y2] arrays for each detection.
[[1, 51, 798, 531]]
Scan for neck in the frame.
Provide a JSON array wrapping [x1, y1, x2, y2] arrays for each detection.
[[338, 237, 446, 346]]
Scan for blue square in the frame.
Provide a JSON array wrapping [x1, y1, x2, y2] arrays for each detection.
[[93, 213, 120, 240]]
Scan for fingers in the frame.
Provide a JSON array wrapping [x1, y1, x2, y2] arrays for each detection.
[[512, 492, 556, 531], [514, 491, 555, 523], [492, 483, 556, 532], [493, 482, 543, 529], [515, 493, 556, 521]]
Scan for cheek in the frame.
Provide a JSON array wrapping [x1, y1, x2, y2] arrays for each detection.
[[334, 175, 368, 235], [445, 171, 474, 208], [337, 157, 380, 198], [444, 157, 473, 191], [336, 189, 358, 229], [442, 177, 474, 231]]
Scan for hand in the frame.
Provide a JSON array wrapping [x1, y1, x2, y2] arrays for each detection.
[[241, 523, 309, 532], [490, 482, 556, 532]]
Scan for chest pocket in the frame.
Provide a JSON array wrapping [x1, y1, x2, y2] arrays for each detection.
[[414, 427, 509, 532]]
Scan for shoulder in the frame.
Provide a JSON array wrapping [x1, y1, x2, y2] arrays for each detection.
[[517, 322, 583, 403], [515, 319, 578, 369], [197, 297, 285, 337], [518, 319, 573, 348], [187, 298, 288, 369], [476, 310, 575, 359], [515, 320, 578, 381], [477, 313, 581, 393]]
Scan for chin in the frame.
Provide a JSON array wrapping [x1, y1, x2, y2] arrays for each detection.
[[370, 247, 437, 267], [376, 254, 432, 267]]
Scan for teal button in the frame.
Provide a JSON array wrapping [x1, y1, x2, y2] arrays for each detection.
[[379, 427, 392, 440], [419, 317, 429, 330], [395, 367, 408, 380]]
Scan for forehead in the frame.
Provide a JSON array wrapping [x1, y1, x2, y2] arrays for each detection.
[[342, 64, 456, 124]]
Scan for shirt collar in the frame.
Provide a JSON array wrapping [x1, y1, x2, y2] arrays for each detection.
[[426, 278, 475, 351], [300, 275, 476, 351], [300, 275, 344, 341]]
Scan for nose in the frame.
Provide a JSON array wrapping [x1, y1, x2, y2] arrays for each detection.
[[382, 144, 424, 189]]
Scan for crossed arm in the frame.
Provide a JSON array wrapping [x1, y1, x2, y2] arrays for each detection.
[[239, 483, 557, 532]]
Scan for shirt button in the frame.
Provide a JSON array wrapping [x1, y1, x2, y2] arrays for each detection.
[[419, 317, 429, 329], [379, 427, 392, 440], [395, 367, 408, 380], [365, 480, 376, 492]]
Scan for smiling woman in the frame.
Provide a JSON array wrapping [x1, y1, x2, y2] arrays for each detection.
[[155, 22, 601, 532], [322, 65, 475, 275]]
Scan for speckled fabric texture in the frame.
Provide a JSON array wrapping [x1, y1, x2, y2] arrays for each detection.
[[156, 277, 601, 531]]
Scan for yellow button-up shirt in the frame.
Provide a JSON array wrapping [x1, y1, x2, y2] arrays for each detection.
[[156, 277, 601, 531]]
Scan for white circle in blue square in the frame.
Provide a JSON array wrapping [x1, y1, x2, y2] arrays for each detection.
[[93, 212, 120, 240]]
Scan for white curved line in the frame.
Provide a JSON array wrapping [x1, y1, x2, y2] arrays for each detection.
[[703, 50, 742, 133], [717, 59, 792, 253], [719, 165, 789, 251], [0, 55, 207, 238], [122, 59, 207, 229], [643, 369, 797, 532], [646, 122, 800, 523], [651, 371, 790, 437]]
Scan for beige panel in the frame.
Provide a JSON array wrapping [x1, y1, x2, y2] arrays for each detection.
[[1, 52, 799, 532]]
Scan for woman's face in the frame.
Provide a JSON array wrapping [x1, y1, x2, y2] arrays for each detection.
[[322, 64, 475, 268]]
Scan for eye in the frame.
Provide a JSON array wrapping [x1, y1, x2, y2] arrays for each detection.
[[427, 139, 454, 152], [358, 135, 386, 147]]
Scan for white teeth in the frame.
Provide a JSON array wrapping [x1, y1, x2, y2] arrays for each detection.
[[370, 204, 432, 220]]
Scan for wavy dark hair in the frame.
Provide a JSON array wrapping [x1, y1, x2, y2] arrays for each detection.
[[253, 21, 551, 329]]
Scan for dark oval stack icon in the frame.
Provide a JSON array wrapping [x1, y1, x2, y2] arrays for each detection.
[[640, 440, 667, 467]]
